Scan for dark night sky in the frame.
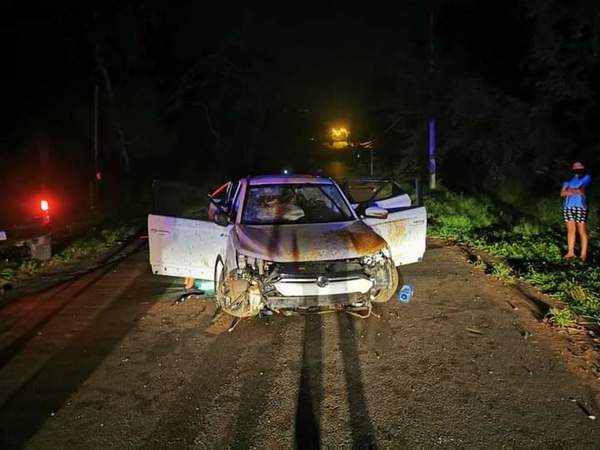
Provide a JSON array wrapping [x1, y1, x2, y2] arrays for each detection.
[[1, 1, 525, 134], [0, 0, 533, 190]]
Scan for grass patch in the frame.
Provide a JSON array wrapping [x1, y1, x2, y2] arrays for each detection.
[[0, 264, 17, 287], [490, 262, 514, 282], [53, 223, 137, 263], [546, 307, 577, 327], [427, 190, 600, 325]]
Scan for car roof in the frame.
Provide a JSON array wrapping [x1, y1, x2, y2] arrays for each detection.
[[247, 174, 333, 186], [345, 177, 391, 183]]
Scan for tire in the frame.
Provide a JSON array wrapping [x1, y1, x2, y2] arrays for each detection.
[[214, 255, 226, 305], [214, 256, 261, 318], [29, 235, 52, 261], [371, 263, 400, 303]]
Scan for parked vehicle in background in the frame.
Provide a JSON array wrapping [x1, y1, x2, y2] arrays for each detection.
[[342, 177, 412, 215], [0, 192, 52, 260], [149, 174, 427, 318]]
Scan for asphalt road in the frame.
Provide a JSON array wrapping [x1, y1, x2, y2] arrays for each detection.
[[1, 242, 599, 449]]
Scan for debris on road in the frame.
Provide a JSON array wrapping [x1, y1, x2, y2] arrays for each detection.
[[228, 317, 242, 333], [174, 289, 207, 305], [259, 309, 274, 317], [513, 323, 532, 340], [466, 327, 484, 335], [570, 398, 597, 420]]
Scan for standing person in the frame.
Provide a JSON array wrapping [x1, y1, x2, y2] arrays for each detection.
[[561, 161, 592, 261]]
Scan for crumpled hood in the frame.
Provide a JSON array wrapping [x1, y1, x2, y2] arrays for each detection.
[[233, 220, 386, 262]]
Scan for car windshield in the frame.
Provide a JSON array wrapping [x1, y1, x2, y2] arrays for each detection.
[[242, 184, 354, 225]]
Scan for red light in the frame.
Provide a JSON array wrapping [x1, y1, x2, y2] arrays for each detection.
[[40, 200, 49, 212], [96, 171, 103, 181]]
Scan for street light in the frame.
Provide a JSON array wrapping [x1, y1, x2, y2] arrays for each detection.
[[329, 127, 350, 150], [331, 127, 350, 141]]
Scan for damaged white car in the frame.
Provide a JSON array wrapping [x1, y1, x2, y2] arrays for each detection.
[[148, 175, 426, 317]]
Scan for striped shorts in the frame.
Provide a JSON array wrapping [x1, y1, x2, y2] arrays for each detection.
[[563, 207, 588, 223]]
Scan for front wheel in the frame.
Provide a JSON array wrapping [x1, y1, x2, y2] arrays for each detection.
[[214, 257, 262, 318], [371, 263, 400, 303]]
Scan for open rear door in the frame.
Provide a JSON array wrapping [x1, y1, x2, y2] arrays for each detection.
[[364, 207, 427, 266], [148, 214, 229, 280]]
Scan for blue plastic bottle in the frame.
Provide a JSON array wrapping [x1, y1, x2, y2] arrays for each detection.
[[398, 284, 414, 303]]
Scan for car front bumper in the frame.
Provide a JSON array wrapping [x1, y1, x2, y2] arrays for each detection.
[[266, 271, 373, 309], [266, 292, 365, 309]]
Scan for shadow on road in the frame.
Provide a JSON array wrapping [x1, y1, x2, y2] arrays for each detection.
[[294, 312, 377, 449], [226, 319, 288, 448], [0, 262, 120, 370], [295, 313, 323, 449], [337, 312, 377, 448], [0, 262, 170, 449]]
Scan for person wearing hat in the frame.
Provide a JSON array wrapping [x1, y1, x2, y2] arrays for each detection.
[[560, 161, 592, 261]]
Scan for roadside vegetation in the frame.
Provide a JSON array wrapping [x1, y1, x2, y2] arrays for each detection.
[[427, 190, 600, 327], [0, 222, 138, 289]]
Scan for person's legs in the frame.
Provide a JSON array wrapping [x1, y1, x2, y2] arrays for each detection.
[[184, 277, 195, 290], [576, 209, 589, 261], [565, 220, 577, 258], [576, 223, 588, 261]]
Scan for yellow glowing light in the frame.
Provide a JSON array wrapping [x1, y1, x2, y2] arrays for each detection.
[[330, 127, 350, 141], [331, 141, 348, 149]]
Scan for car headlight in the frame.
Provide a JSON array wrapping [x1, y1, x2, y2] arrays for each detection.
[[361, 250, 389, 267]]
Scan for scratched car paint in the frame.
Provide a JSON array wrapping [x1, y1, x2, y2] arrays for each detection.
[[148, 175, 426, 317]]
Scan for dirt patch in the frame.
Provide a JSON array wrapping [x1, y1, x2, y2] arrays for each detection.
[[205, 308, 238, 335], [452, 239, 600, 385]]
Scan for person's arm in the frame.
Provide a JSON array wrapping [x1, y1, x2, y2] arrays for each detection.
[[580, 174, 592, 188], [566, 175, 590, 195], [561, 187, 584, 196], [561, 181, 586, 196]]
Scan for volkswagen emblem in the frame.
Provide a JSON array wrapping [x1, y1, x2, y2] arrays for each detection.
[[316, 275, 329, 288]]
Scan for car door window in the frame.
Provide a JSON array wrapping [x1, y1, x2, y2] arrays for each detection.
[[153, 180, 209, 219]]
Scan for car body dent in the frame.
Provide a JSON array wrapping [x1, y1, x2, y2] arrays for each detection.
[[232, 220, 386, 263], [364, 206, 427, 266]]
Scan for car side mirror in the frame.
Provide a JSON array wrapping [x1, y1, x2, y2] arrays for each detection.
[[364, 206, 388, 219], [213, 210, 229, 226]]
